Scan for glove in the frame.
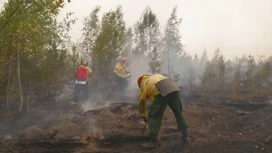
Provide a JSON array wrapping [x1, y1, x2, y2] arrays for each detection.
[[126, 73, 132, 78], [120, 75, 126, 78]]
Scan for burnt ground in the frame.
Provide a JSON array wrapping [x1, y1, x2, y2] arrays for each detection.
[[0, 88, 271, 153]]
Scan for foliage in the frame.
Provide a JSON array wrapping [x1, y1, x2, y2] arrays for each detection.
[[200, 49, 227, 91], [134, 7, 162, 74], [120, 27, 134, 59], [90, 6, 126, 87], [163, 6, 183, 79], [82, 6, 101, 61], [148, 46, 162, 74], [0, 0, 76, 111], [1, 3, 271, 112]]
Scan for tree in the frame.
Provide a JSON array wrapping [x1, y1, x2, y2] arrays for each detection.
[[0, 0, 64, 112], [244, 55, 256, 90], [35, 15, 76, 104], [134, 7, 162, 74], [200, 49, 227, 91], [200, 50, 208, 69], [259, 58, 272, 92], [0, 0, 64, 33], [120, 27, 134, 59], [163, 6, 183, 78], [217, 54, 226, 89], [91, 6, 126, 87], [82, 6, 101, 60], [180, 54, 195, 89], [0, 0, 74, 112], [148, 46, 162, 74]]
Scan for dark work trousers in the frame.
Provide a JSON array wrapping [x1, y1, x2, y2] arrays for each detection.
[[74, 82, 89, 102], [148, 91, 189, 141], [116, 76, 128, 91]]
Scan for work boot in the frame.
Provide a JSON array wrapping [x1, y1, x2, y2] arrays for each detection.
[[182, 130, 190, 144], [142, 135, 160, 149]]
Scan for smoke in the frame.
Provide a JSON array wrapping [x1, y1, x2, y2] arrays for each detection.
[[159, 48, 207, 87], [80, 96, 112, 112], [79, 87, 139, 113], [86, 117, 100, 134], [126, 48, 207, 88], [127, 54, 150, 88], [268, 95, 272, 104]]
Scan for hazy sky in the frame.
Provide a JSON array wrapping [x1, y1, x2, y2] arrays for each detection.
[[1, 0, 272, 59]]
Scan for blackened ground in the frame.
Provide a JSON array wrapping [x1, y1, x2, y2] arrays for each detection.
[[0, 90, 271, 153]]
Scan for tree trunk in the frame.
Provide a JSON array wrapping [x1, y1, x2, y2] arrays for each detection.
[[189, 70, 193, 91], [167, 47, 170, 78], [17, 47, 24, 112], [6, 61, 12, 112], [27, 79, 31, 112]]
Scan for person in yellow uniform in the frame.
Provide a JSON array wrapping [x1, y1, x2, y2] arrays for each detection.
[[137, 74, 190, 148], [73, 61, 92, 104], [114, 56, 131, 91]]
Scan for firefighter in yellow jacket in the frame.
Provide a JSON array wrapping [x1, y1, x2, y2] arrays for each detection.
[[114, 56, 131, 91], [137, 74, 190, 148]]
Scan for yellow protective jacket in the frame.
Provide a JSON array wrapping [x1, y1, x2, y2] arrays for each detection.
[[139, 74, 166, 117], [114, 62, 129, 77]]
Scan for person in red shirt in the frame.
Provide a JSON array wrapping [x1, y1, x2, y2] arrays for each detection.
[[73, 61, 92, 104]]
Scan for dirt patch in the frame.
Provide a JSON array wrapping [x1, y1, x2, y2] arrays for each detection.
[[0, 93, 271, 153]]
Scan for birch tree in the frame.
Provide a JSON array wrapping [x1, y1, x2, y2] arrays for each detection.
[[0, 0, 67, 111]]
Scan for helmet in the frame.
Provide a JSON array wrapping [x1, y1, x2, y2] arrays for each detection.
[[81, 61, 87, 66], [137, 75, 149, 88], [120, 56, 127, 62]]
